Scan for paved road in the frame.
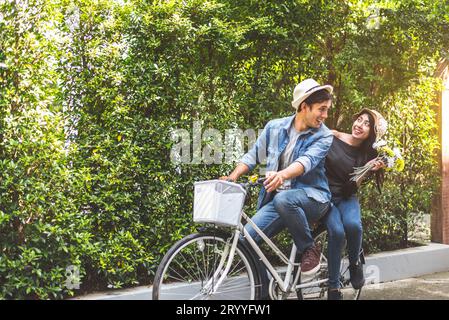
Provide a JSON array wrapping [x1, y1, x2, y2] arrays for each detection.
[[73, 271, 449, 300], [360, 271, 449, 300]]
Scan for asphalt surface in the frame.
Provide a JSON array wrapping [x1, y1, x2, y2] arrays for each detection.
[[360, 271, 449, 300], [73, 270, 449, 300]]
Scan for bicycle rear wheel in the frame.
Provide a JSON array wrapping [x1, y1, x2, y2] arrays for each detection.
[[296, 228, 362, 300], [152, 231, 261, 300]]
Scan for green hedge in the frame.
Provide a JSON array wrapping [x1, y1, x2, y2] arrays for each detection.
[[0, 0, 447, 298]]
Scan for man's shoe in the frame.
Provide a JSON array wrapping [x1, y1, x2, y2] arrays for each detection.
[[349, 262, 365, 289], [327, 289, 343, 300], [300, 244, 321, 276]]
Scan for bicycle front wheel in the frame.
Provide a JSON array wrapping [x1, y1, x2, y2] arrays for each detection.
[[152, 231, 261, 300]]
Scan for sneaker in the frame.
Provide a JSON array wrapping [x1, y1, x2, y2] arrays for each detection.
[[327, 289, 343, 300], [349, 262, 365, 289], [300, 244, 321, 276]]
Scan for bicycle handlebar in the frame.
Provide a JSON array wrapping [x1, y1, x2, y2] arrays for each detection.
[[238, 177, 266, 189]]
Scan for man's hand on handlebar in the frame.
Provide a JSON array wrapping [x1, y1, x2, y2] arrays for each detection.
[[219, 176, 235, 182], [219, 175, 265, 187]]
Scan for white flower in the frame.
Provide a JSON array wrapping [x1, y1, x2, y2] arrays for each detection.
[[386, 157, 395, 168], [372, 140, 387, 149], [393, 147, 402, 160]]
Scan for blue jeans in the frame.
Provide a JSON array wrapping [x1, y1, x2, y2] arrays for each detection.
[[244, 189, 329, 254], [325, 195, 363, 289]]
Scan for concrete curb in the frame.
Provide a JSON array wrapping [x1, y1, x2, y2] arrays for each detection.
[[71, 242, 449, 300], [364, 242, 449, 284]]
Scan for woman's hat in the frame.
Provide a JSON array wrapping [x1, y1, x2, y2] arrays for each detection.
[[353, 108, 388, 141], [291, 78, 333, 111]]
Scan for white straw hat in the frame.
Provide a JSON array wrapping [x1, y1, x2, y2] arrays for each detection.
[[291, 79, 333, 111]]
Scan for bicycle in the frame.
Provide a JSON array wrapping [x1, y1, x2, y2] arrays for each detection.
[[152, 177, 364, 300]]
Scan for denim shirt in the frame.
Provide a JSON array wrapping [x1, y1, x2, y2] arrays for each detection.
[[239, 114, 333, 210]]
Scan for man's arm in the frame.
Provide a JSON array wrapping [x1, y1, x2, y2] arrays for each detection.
[[221, 120, 272, 182], [264, 131, 333, 192], [264, 162, 304, 192], [293, 132, 333, 175], [220, 162, 250, 182]]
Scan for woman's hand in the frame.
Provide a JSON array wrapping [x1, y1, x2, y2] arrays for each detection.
[[369, 158, 385, 171], [331, 129, 341, 138]]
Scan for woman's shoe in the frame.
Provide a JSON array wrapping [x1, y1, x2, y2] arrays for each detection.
[[327, 289, 342, 300], [349, 262, 365, 289]]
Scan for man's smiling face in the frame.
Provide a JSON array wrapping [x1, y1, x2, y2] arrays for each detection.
[[303, 100, 331, 129]]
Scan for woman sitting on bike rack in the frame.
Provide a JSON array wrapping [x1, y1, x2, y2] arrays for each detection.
[[324, 108, 387, 300]]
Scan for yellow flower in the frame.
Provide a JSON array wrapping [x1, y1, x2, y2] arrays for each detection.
[[395, 158, 405, 172], [248, 174, 259, 183], [380, 146, 394, 157]]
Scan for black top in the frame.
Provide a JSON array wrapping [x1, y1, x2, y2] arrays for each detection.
[[325, 137, 360, 199]]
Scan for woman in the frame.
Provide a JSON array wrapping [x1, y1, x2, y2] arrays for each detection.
[[325, 108, 386, 300]]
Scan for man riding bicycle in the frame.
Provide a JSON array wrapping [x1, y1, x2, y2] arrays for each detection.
[[220, 78, 334, 278]]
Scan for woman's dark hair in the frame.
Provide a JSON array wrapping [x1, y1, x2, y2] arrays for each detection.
[[299, 89, 333, 112], [355, 111, 384, 193]]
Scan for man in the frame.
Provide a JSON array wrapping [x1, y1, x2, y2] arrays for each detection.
[[221, 78, 333, 275]]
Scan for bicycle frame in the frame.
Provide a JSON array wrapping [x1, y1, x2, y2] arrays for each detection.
[[207, 209, 328, 296], [154, 179, 362, 300]]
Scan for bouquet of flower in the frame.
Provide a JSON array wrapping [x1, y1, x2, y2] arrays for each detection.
[[350, 140, 405, 184]]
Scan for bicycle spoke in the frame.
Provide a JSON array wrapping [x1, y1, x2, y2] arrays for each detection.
[[216, 282, 251, 293], [190, 251, 208, 283], [219, 276, 249, 288], [171, 255, 199, 283], [179, 250, 206, 283], [163, 271, 188, 283], [165, 264, 192, 283], [176, 251, 201, 282], [228, 260, 245, 276]]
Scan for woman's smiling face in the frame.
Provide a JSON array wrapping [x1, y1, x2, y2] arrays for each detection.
[[352, 113, 371, 141]]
